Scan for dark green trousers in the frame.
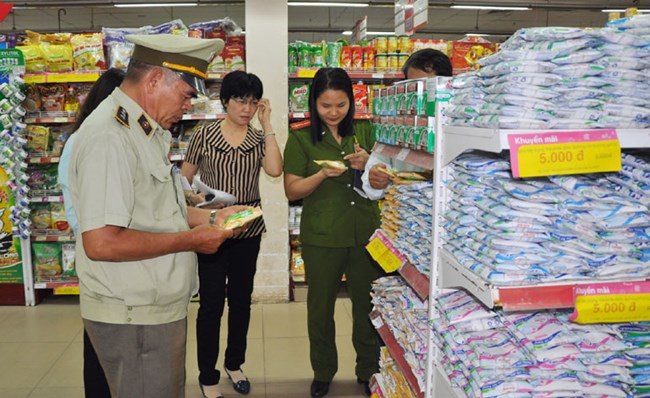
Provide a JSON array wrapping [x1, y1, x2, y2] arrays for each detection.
[[302, 244, 384, 382]]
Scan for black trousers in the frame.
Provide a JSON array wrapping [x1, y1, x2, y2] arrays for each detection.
[[84, 329, 111, 398], [196, 235, 261, 386]]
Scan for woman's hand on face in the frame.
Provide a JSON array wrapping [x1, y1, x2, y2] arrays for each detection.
[[257, 98, 272, 130]]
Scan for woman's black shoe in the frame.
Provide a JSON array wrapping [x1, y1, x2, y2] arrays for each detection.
[[310, 380, 331, 397]]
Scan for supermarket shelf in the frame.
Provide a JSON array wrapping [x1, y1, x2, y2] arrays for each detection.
[[373, 230, 430, 300], [25, 113, 76, 124], [289, 68, 404, 79], [29, 195, 64, 203], [181, 113, 226, 121], [439, 249, 648, 312], [442, 126, 650, 166], [23, 70, 103, 84], [34, 281, 79, 295], [289, 112, 373, 120], [31, 232, 75, 242], [27, 156, 60, 164], [372, 142, 434, 170], [370, 311, 423, 398]]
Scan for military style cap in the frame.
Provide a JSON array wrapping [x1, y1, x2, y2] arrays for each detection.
[[126, 34, 224, 96]]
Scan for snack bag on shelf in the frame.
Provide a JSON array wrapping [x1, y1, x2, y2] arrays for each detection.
[[39, 83, 66, 112], [30, 203, 52, 230], [353, 84, 369, 113], [24, 84, 40, 112], [103, 26, 149, 70], [40, 44, 73, 72], [289, 83, 310, 112], [49, 125, 73, 156], [43, 32, 72, 46], [61, 243, 76, 279], [33, 242, 62, 280], [71, 33, 106, 70], [27, 164, 59, 190], [50, 202, 69, 232], [17, 45, 46, 73], [325, 41, 342, 67], [150, 19, 188, 36], [26, 125, 49, 152]]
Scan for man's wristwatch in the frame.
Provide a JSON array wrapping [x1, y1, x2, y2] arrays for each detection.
[[209, 210, 217, 225]]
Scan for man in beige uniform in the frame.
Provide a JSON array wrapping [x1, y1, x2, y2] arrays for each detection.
[[68, 34, 248, 398]]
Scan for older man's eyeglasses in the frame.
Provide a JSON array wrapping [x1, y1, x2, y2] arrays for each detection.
[[231, 97, 259, 107]]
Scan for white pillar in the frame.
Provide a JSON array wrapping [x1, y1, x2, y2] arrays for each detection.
[[246, 0, 290, 302]]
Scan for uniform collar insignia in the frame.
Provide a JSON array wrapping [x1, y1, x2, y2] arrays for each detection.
[[138, 113, 153, 137], [114, 106, 129, 128]]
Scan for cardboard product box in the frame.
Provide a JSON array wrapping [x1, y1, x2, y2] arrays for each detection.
[[448, 40, 498, 75]]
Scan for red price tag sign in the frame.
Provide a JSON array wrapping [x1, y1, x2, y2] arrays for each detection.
[[570, 282, 650, 324], [508, 130, 621, 178]]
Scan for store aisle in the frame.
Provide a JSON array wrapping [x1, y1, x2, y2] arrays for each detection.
[[0, 296, 367, 398]]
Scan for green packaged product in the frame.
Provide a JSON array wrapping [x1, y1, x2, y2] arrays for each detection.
[[288, 43, 297, 69], [326, 42, 342, 67], [33, 242, 62, 280], [289, 83, 310, 113], [298, 42, 312, 67], [311, 44, 323, 67]]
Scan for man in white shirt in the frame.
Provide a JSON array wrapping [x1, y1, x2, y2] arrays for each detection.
[[362, 49, 452, 200]]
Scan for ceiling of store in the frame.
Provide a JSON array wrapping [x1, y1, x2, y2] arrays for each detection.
[[0, 0, 643, 42]]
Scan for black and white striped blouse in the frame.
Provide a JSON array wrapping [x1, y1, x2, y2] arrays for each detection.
[[185, 119, 266, 239]]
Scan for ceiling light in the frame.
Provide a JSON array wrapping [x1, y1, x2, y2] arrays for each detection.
[[465, 33, 490, 36], [342, 30, 395, 36], [602, 9, 650, 13], [114, 2, 198, 7], [290, 2, 369, 7], [451, 5, 530, 11]]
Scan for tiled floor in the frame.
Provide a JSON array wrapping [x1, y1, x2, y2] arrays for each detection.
[[0, 296, 368, 398]]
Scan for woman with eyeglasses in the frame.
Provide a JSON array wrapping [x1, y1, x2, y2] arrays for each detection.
[[181, 70, 282, 398]]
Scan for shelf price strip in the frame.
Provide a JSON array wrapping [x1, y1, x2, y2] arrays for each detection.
[[570, 281, 650, 324], [507, 130, 621, 178], [366, 230, 406, 273]]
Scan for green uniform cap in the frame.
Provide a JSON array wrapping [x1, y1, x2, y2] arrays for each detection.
[[126, 34, 224, 96]]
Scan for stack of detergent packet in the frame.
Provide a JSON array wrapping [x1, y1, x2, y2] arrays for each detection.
[[381, 181, 433, 274], [432, 288, 640, 397], [0, 80, 31, 240], [446, 20, 650, 130], [370, 276, 429, 393], [444, 151, 650, 285]]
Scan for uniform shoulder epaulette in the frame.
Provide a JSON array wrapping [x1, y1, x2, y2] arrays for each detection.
[[114, 106, 130, 128]]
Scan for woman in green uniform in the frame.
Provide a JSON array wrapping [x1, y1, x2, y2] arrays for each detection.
[[283, 67, 384, 398]]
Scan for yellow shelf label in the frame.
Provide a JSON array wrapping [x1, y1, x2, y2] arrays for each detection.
[[48, 72, 101, 83], [366, 235, 403, 273], [23, 74, 46, 84], [573, 293, 650, 324], [54, 285, 80, 295], [297, 69, 317, 78], [508, 130, 621, 178]]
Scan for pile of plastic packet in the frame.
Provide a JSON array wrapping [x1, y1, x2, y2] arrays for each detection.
[[444, 151, 650, 285], [375, 346, 418, 398], [371, 276, 429, 392], [381, 181, 433, 274], [431, 287, 650, 397], [447, 17, 650, 129]]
